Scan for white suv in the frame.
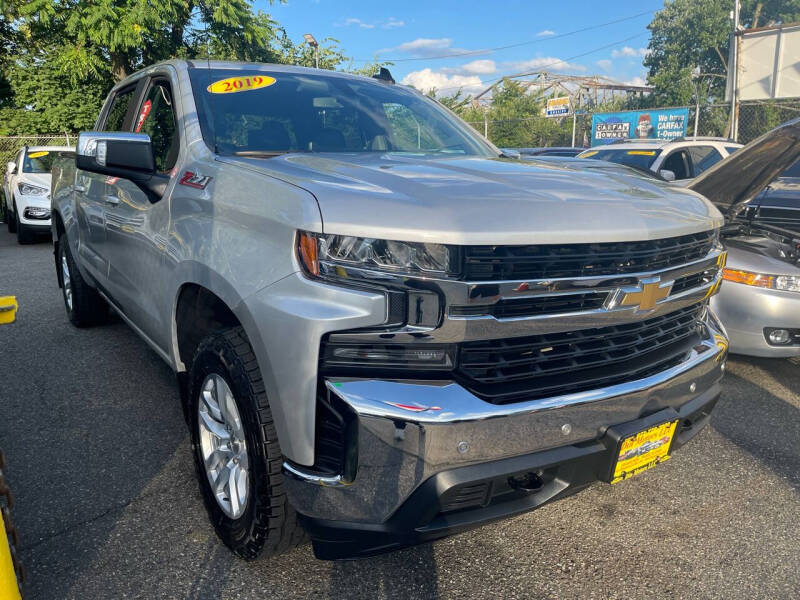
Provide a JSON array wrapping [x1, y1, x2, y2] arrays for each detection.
[[3, 146, 72, 244], [578, 137, 743, 181]]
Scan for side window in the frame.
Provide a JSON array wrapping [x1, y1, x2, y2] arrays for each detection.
[[102, 88, 136, 132], [135, 80, 178, 172], [382, 102, 462, 152], [688, 146, 723, 175], [661, 150, 691, 180], [725, 145, 741, 155]]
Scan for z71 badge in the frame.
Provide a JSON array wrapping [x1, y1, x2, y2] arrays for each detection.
[[179, 171, 212, 190]]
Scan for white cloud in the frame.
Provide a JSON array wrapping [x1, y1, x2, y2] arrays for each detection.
[[389, 37, 453, 54], [596, 59, 613, 70], [382, 37, 480, 58], [625, 76, 649, 87], [401, 68, 485, 95], [611, 46, 648, 58], [536, 30, 556, 37], [339, 17, 375, 29], [383, 17, 405, 29], [461, 59, 496, 75], [506, 56, 586, 73]]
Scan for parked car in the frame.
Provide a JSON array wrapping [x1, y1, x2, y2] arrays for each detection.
[[687, 125, 800, 357], [3, 146, 72, 244], [577, 137, 743, 181], [51, 60, 735, 560], [513, 146, 585, 158], [739, 159, 800, 234]]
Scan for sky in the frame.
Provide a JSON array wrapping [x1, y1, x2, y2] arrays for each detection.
[[260, 0, 664, 96]]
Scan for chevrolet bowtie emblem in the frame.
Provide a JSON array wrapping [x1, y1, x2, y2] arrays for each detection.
[[616, 277, 673, 312]]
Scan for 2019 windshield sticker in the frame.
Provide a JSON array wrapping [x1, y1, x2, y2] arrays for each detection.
[[207, 75, 276, 94], [27, 151, 49, 158]]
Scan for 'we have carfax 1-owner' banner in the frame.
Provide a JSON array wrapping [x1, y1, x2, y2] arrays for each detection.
[[591, 108, 689, 145]]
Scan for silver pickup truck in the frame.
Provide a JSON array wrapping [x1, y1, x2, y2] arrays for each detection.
[[50, 60, 731, 560]]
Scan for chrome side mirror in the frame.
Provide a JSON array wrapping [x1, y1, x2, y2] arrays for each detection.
[[659, 169, 676, 181], [6, 161, 16, 175], [75, 131, 168, 202]]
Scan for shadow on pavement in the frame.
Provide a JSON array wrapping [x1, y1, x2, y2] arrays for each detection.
[[712, 357, 800, 490]]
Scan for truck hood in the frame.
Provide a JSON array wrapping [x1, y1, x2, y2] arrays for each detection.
[[689, 117, 800, 220], [227, 153, 722, 245]]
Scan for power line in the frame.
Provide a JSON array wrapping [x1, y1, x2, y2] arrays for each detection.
[[353, 9, 654, 63], [436, 31, 649, 96]]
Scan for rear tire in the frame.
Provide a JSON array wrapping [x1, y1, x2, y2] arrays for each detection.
[[189, 327, 306, 559], [58, 236, 107, 327]]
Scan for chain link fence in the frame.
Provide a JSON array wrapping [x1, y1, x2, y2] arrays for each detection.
[[464, 98, 800, 149], [0, 134, 75, 173]]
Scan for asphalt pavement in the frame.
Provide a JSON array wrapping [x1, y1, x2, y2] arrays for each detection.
[[1, 228, 798, 600]]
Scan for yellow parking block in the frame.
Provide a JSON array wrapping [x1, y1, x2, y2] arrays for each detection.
[[0, 297, 17, 325], [0, 521, 22, 600]]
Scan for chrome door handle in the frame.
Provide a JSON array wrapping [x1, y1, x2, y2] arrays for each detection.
[[103, 195, 120, 206], [74, 184, 87, 193]]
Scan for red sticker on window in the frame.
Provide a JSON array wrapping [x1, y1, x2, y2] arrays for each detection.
[[135, 99, 152, 133]]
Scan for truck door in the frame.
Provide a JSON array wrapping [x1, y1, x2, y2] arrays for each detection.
[[103, 75, 179, 349], [74, 83, 142, 285]]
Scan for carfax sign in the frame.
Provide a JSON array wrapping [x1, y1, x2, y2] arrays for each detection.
[[545, 97, 571, 117], [591, 108, 689, 145]]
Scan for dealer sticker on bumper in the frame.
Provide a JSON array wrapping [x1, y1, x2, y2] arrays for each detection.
[[611, 420, 678, 484]]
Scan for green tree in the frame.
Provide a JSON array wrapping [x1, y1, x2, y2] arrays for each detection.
[[644, 0, 800, 105]]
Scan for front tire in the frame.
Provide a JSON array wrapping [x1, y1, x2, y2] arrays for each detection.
[[58, 237, 107, 327], [15, 209, 34, 245], [6, 201, 16, 233], [189, 327, 305, 559]]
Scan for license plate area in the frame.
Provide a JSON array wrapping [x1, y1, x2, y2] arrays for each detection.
[[600, 408, 680, 484], [611, 420, 677, 484]]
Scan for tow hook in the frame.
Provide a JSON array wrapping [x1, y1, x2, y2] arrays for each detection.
[[508, 471, 544, 493]]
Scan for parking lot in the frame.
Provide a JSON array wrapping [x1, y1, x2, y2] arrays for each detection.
[[0, 228, 798, 599]]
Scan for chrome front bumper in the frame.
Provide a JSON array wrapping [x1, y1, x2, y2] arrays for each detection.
[[284, 308, 728, 524]]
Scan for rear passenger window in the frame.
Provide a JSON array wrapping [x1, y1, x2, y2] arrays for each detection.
[[688, 146, 723, 175], [102, 88, 136, 132], [725, 145, 741, 155]]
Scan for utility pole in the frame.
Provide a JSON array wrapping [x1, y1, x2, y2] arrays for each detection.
[[730, 0, 741, 140], [484, 112, 489, 140]]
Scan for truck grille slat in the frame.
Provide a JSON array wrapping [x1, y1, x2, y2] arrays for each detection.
[[462, 231, 714, 281], [457, 304, 703, 403]]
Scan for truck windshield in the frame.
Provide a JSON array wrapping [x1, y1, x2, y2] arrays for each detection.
[[23, 150, 69, 173], [577, 148, 662, 170], [188, 68, 496, 158]]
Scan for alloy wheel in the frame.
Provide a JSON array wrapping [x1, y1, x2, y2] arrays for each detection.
[[61, 253, 73, 310], [197, 373, 250, 519]]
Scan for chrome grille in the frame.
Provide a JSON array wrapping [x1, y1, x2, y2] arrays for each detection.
[[462, 231, 715, 281]]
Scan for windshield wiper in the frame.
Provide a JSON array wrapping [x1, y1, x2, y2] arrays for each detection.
[[232, 150, 295, 158]]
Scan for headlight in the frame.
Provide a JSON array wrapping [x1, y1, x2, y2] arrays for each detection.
[[297, 231, 454, 277], [18, 183, 47, 196], [722, 268, 800, 293]]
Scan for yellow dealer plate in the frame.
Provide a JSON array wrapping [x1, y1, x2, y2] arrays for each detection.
[[207, 75, 276, 94], [611, 420, 677, 484]]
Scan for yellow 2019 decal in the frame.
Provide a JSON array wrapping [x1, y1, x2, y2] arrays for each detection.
[[627, 150, 656, 156], [580, 150, 598, 158], [207, 75, 276, 94], [27, 151, 49, 158]]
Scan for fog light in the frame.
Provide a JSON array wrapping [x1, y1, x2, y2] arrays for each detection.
[[23, 206, 50, 220], [767, 329, 791, 345]]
